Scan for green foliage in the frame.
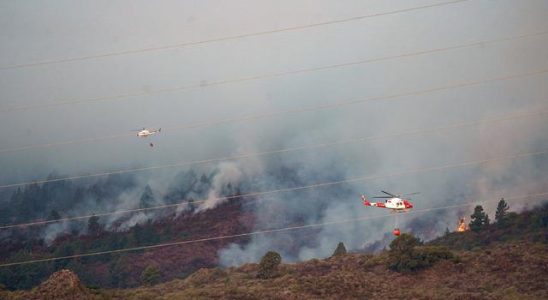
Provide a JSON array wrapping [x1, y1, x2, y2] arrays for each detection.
[[0, 170, 226, 290], [257, 251, 282, 279], [141, 266, 161, 286], [0, 251, 54, 290], [87, 215, 103, 236], [495, 198, 510, 227], [331, 242, 347, 257], [139, 185, 154, 209], [389, 233, 422, 253], [66, 260, 100, 288], [431, 202, 548, 250], [414, 246, 455, 265], [469, 205, 489, 232], [132, 220, 159, 245], [387, 233, 422, 272], [109, 256, 132, 288], [48, 210, 61, 221], [53, 244, 75, 270], [387, 233, 455, 272]]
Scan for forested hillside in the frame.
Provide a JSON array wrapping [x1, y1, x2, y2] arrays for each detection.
[[1, 201, 546, 299]]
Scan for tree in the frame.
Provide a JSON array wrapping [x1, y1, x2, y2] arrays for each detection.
[[387, 233, 422, 272], [257, 251, 282, 279], [48, 210, 61, 221], [495, 198, 510, 227], [109, 256, 132, 287], [13, 185, 38, 221], [141, 265, 161, 286], [469, 205, 489, 232], [134, 220, 158, 245], [200, 174, 209, 184], [331, 242, 347, 257], [387, 233, 454, 272], [139, 185, 154, 209], [53, 243, 74, 270], [87, 215, 103, 236]]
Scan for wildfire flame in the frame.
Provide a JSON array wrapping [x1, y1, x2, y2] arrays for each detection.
[[457, 217, 468, 232]]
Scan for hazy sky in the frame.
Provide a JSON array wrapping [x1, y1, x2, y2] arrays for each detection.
[[0, 0, 546, 180], [0, 0, 547, 260]]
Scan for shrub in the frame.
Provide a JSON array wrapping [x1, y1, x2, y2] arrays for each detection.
[[387, 234, 455, 272], [257, 251, 282, 279], [387, 233, 422, 272], [140, 266, 161, 286], [414, 246, 455, 266]]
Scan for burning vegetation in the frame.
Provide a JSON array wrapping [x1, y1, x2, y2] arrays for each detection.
[[457, 217, 469, 232], [0, 201, 546, 299]]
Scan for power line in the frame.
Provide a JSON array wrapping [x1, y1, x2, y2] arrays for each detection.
[[1, 147, 546, 229], [0, 191, 545, 268], [0, 108, 545, 190], [1, 67, 547, 154], [2, 29, 545, 113], [0, 0, 468, 71]]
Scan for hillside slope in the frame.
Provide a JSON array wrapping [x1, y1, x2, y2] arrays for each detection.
[[0, 198, 255, 289], [2, 203, 546, 299], [2, 240, 545, 300], [110, 239, 548, 299]]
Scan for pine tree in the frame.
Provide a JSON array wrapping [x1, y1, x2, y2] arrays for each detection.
[[331, 242, 347, 257], [139, 185, 154, 209], [47, 210, 61, 221], [495, 198, 510, 227], [141, 220, 159, 244], [469, 205, 489, 232], [87, 215, 103, 236]]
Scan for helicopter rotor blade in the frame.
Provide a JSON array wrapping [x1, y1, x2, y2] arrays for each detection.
[[381, 191, 397, 197], [402, 192, 420, 197]]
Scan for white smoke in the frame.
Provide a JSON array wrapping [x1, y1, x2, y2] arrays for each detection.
[[195, 162, 243, 213], [0, 0, 546, 268]]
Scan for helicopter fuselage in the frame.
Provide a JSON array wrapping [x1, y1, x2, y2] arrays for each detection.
[[361, 195, 413, 212]]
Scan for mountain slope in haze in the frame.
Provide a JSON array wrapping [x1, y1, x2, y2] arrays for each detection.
[[2, 202, 546, 300], [0, 197, 255, 290]]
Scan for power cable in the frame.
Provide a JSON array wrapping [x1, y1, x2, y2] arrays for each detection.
[[0, 108, 545, 190], [0, 191, 545, 267], [2, 30, 545, 113], [0, 0, 468, 71], [1, 147, 546, 229], [1, 66, 546, 154]]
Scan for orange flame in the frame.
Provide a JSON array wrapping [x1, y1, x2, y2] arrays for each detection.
[[457, 217, 468, 232]]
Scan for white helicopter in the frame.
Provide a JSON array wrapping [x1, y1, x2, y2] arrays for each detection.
[[361, 190, 419, 236], [133, 128, 161, 147], [360, 190, 418, 213]]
